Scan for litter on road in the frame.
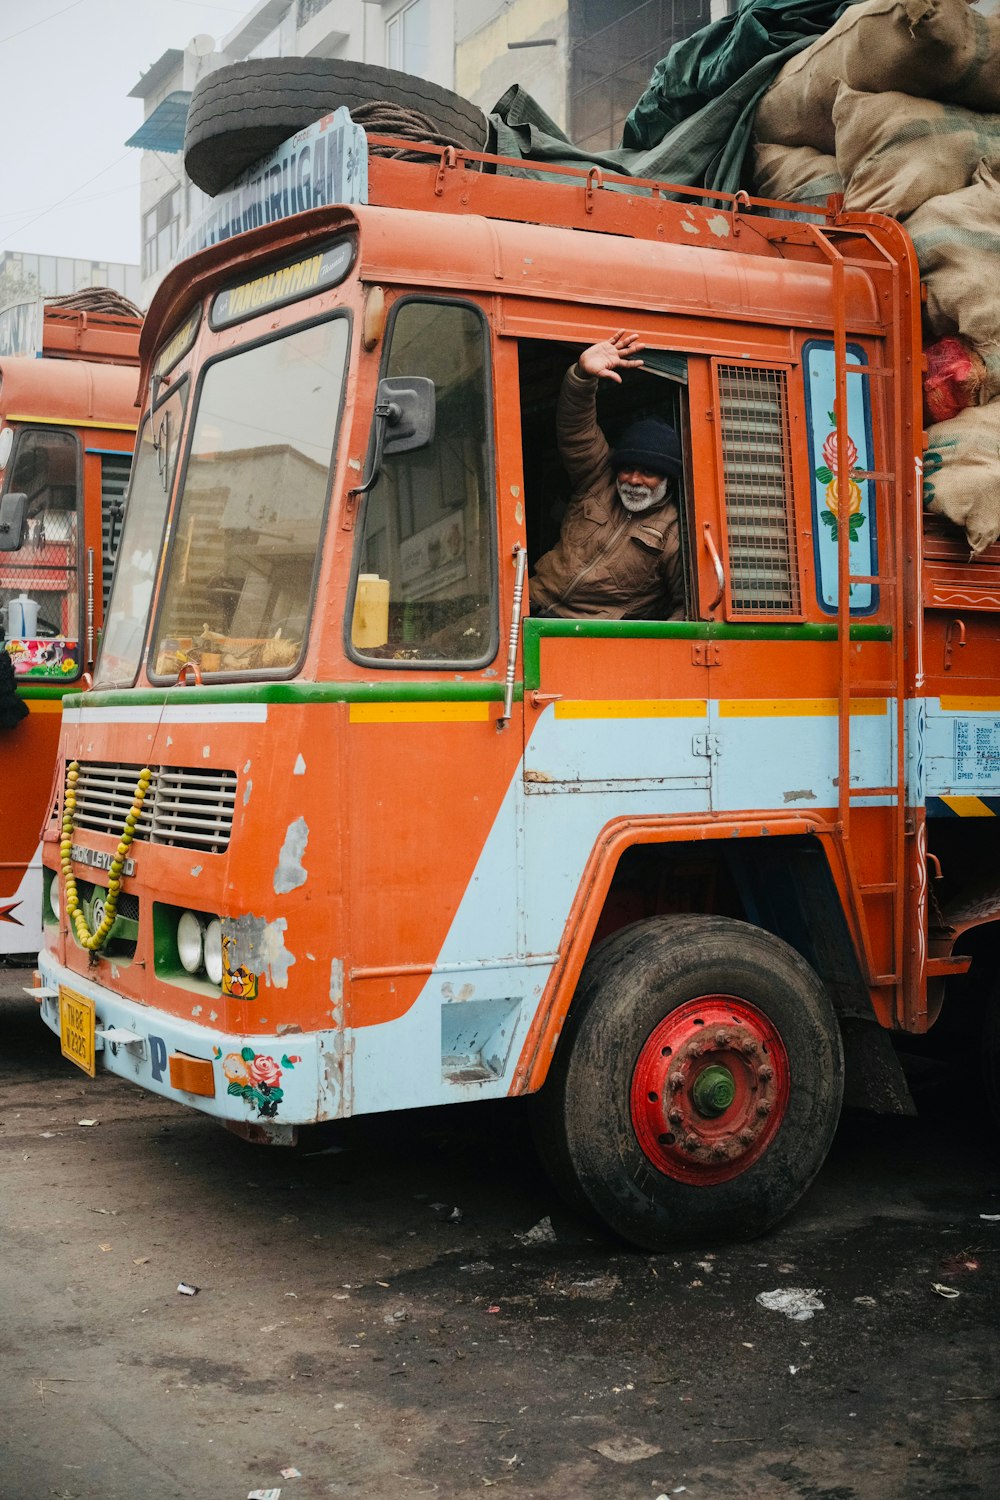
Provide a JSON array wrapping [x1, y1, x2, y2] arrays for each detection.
[[514, 1216, 557, 1246], [591, 1436, 664, 1463], [756, 1288, 825, 1320]]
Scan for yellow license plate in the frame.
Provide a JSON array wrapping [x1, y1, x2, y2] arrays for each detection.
[[59, 987, 96, 1077]]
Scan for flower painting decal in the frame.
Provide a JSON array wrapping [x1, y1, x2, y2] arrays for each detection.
[[805, 342, 877, 615], [222, 1048, 301, 1118], [816, 410, 865, 543]]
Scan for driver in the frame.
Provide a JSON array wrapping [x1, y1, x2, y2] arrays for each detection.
[[530, 331, 684, 620]]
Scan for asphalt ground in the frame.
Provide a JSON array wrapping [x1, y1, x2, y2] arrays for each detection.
[[1, 968, 998, 1500]]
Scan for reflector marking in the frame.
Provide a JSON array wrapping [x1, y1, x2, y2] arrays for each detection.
[[553, 699, 707, 720], [349, 702, 491, 724], [720, 698, 886, 717], [935, 795, 998, 818], [939, 697, 1000, 712]]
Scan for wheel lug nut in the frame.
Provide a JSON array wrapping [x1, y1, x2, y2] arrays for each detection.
[[758, 1067, 773, 1083], [668, 1071, 684, 1093], [667, 1108, 683, 1125], [757, 1101, 771, 1117], [739, 1130, 754, 1146]]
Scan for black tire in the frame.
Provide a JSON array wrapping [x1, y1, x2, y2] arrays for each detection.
[[532, 915, 844, 1250], [184, 58, 489, 196]]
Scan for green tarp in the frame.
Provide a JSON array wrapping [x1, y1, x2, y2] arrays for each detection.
[[489, 0, 857, 196]]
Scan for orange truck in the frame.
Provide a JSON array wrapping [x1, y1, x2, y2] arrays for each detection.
[[1, 300, 139, 956], [30, 116, 1000, 1248]]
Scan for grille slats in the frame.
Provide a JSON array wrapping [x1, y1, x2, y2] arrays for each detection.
[[69, 761, 236, 852], [717, 365, 800, 616]]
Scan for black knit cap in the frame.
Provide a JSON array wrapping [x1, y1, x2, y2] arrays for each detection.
[[611, 416, 682, 478]]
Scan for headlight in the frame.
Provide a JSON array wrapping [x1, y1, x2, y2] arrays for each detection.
[[177, 910, 205, 974], [49, 875, 60, 920], [203, 918, 223, 986]]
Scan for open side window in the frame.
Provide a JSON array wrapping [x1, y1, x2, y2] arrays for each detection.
[[516, 338, 693, 620]]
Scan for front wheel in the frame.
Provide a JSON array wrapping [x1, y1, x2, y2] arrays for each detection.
[[533, 915, 844, 1249]]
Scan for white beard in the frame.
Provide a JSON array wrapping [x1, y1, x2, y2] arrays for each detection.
[[617, 475, 669, 513]]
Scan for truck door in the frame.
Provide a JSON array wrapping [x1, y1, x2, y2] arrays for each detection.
[[344, 298, 529, 1108], [512, 336, 712, 961]]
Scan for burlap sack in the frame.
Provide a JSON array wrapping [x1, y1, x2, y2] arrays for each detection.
[[835, 86, 1000, 219], [754, 0, 993, 154], [751, 144, 843, 205], [924, 397, 1000, 553], [907, 160, 1000, 358]]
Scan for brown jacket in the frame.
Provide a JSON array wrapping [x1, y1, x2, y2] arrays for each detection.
[[529, 365, 683, 620]]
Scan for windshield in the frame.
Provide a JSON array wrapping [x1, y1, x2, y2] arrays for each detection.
[[151, 314, 349, 677], [95, 386, 187, 689]]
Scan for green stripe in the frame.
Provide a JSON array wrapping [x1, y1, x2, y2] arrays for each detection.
[[74, 680, 518, 710], [16, 682, 84, 701], [522, 619, 892, 689]]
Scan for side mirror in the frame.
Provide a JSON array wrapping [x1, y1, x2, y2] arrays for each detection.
[[0, 492, 27, 552], [378, 376, 436, 455]]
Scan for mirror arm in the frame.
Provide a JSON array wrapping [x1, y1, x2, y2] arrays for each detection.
[[348, 401, 401, 500]]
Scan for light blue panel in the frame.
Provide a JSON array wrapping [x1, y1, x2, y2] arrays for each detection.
[[926, 704, 1000, 795], [523, 705, 709, 786], [711, 705, 894, 811]]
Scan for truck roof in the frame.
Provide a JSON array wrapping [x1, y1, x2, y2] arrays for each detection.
[[141, 143, 918, 374], [0, 348, 140, 428]]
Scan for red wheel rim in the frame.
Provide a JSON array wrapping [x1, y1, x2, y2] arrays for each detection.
[[630, 995, 790, 1185]]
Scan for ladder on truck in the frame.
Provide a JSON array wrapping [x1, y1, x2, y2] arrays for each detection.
[[807, 218, 944, 1030]]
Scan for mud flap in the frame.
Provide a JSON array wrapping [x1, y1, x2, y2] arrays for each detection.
[[840, 1016, 917, 1116]]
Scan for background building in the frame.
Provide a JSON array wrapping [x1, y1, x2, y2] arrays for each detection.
[[0, 250, 140, 313], [128, 0, 732, 306]]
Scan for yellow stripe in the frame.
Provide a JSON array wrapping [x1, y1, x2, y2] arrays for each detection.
[[349, 702, 491, 724], [719, 698, 886, 717], [939, 696, 1000, 713], [940, 795, 996, 818], [5, 414, 137, 432], [26, 699, 63, 713], [554, 699, 707, 720]]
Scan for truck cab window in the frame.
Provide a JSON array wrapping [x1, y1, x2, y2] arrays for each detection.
[[97, 387, 187, 690], [517, 338, 691, 621], [0, 428, 82, 678], [349, 300, 496, 665]]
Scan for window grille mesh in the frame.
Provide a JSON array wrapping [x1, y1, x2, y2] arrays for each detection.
[[717, 365, 800, 615]]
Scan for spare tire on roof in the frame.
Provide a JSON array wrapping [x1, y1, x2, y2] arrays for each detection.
[[184, 57, 490, 196]]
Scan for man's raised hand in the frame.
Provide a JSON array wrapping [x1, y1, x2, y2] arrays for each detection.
[[577, 330, 645, 384]]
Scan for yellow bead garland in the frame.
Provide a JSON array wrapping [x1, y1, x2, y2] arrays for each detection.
[[61, 760, 153, 953]]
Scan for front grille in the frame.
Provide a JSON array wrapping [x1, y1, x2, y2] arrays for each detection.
[[70, 762, 237, 853]]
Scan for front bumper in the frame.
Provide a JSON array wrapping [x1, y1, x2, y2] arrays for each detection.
[[37, 951, 343, 1134]]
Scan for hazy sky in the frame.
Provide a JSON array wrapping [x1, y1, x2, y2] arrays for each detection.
[[1, 0, 243, 267]]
